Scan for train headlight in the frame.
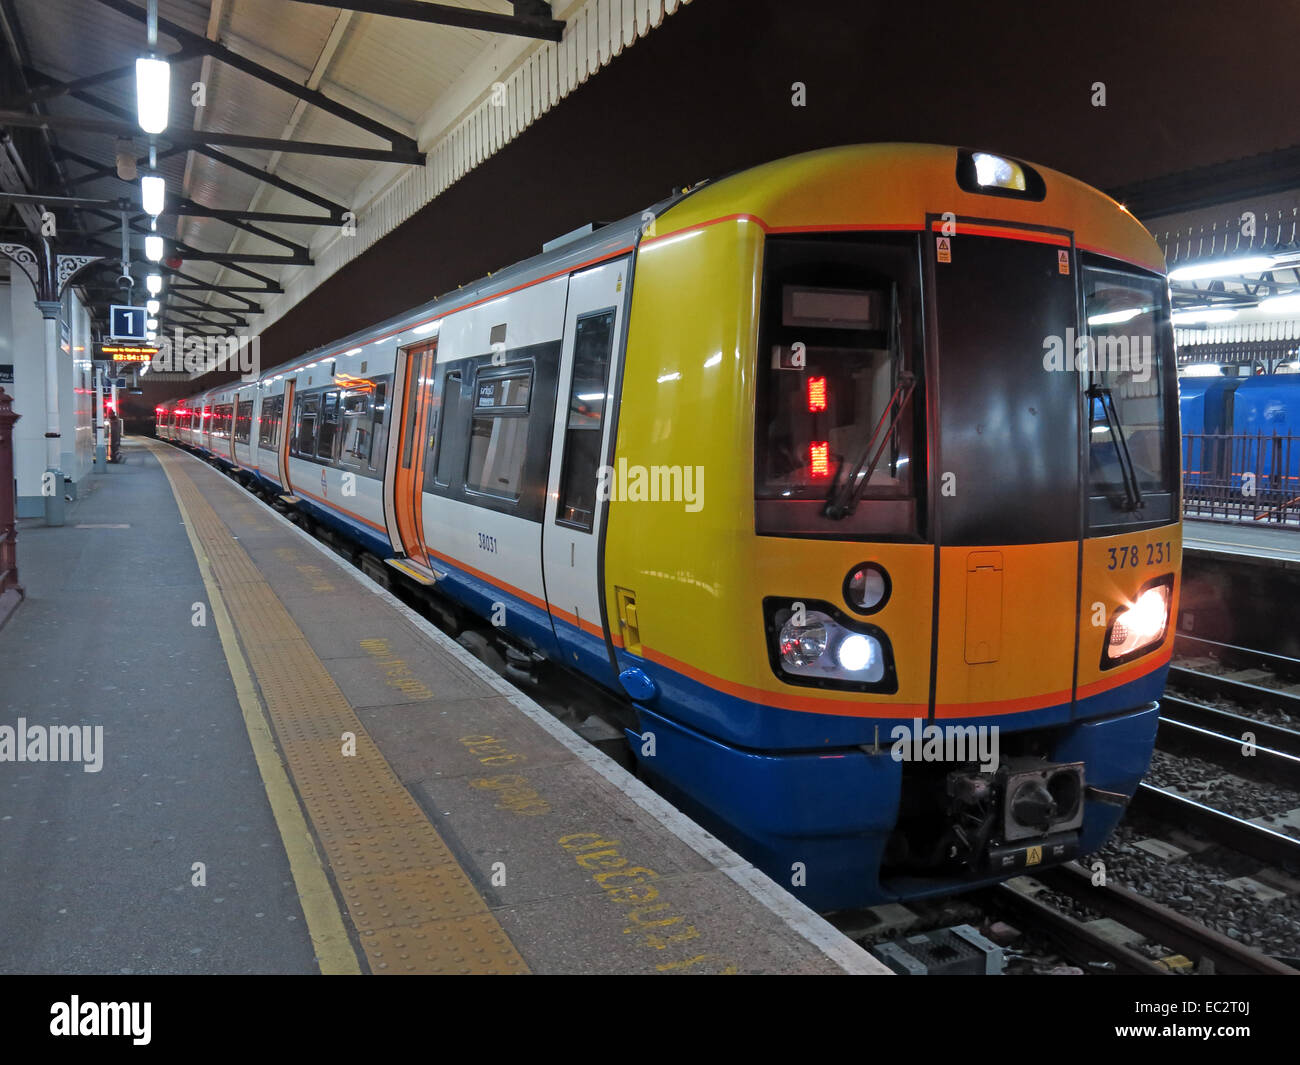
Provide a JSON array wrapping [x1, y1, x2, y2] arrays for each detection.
[[1103, 577, 1173, 667], [835, 633, 877, 672], [765, 599, 897, 693], [779, 617, 828, 667]]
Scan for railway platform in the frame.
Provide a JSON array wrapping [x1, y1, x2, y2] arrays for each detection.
[[1183, 519, 1300, 572], [0, 437, 884, 976]]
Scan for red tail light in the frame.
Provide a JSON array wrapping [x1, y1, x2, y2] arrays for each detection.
[[810, 441, 831, 478]]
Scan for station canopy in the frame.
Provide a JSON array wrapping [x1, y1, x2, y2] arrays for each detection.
[[0, 0, 692, 359]]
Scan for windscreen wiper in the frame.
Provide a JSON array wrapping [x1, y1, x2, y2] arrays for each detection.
[[823, 371, 916, 519], [1088, 383, 1144, 512]]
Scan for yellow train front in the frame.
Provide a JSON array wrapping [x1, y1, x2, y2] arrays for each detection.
[[604, 145, 1180, 911]]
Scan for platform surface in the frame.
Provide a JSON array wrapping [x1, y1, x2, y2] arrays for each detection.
[[1183, 518, 1300, 571], [0, 438, 884, 975]]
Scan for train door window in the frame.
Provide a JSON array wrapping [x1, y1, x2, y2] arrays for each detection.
[[556, 309, 615, 531], [367, 379, 389, 472], [292, 393, 320, 457], [401, 364, 423, 470], [315, 391, 341, 462], [215, 404, 233, 437], [258, 395, 282, 449], [465, 368, 532, 501], [338, 389, 371, 467], [235, 400, 253, 444], [432, 372, 462, 487], [1082, 256, 1178, 529]]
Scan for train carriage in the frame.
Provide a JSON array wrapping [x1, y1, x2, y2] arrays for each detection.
[[169, 144, 1182, 911]]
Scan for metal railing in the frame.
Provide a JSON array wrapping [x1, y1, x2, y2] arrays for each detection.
[[1182, 432, 1300, 525]]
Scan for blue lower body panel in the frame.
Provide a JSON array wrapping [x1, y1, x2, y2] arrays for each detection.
[[627, 701, 1159, 912]]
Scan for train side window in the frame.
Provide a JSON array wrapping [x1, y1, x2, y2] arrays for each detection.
[[465, 368, 532, 501], [315, 391, 341, 461], [338, 389, 371, 467], [367, 380, 389, 472], [258, 395, 282, 449], [293, 394, 320, 457], [556, 309, 615, 531], [433, 372, 462, 487], [235, 400, 253, 444]]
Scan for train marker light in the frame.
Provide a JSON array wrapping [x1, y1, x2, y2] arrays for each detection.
[[845, 563, 890, 614], [972, 152, 1026, 191]]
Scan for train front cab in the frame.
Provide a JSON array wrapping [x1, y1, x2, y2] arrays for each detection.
[[607, 146, 1181, 912]]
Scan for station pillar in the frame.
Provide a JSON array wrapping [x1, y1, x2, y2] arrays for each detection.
[[35, 299, 65, 526]]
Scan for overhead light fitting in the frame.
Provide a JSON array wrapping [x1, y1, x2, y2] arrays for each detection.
[[141, 174, 165, 217], [1167, 255, 1276, 282], [145, 235, 163, 262], [135, 57, 170, 135], [146, 272, 163, 296]]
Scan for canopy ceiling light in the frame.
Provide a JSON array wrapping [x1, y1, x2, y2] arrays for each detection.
[[145, 272, 163, 296], [144, 235, 163, 262], [140, 174, 165, 217], [135, 57, 170, 135]]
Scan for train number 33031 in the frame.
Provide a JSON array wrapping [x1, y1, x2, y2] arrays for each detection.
[[1107, 541, 1171, 570]]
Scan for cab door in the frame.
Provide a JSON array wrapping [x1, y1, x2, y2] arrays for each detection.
[[928, 222, 1081, 722], [541, 257, 629, 677]]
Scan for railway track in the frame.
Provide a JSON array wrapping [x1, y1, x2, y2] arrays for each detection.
[[1175, 634, 1300, 682], [1156, 698, 1300, 790], [989, 863, 1297, 975]]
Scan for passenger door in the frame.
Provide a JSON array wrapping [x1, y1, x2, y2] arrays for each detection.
[[541, 257, 629, 677], [390, 341, 438, 570]]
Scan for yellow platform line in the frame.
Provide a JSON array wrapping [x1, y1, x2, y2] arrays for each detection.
[[146, 441, 527, 975]]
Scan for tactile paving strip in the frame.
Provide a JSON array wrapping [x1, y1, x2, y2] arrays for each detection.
[[151, 445, 527, 975]]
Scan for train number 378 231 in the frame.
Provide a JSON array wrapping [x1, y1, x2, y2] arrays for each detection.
[[1107, 541, 1172, 570]]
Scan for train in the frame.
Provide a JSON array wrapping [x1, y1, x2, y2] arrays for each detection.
[[156, 144, 1182, 912], [1180, 373, 1300, 510]]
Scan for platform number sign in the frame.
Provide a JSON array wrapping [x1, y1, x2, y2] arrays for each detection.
[[110, 305, 148, 342]]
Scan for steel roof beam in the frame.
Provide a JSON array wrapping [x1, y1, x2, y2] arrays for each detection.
[[44, 85, 350, 219], [91, 0, 419, 153], [284, 0, 564, 42], [0, 109, 423, 163]]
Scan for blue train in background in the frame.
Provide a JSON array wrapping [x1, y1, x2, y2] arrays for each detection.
[[1180, 373, 1300, 511]]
